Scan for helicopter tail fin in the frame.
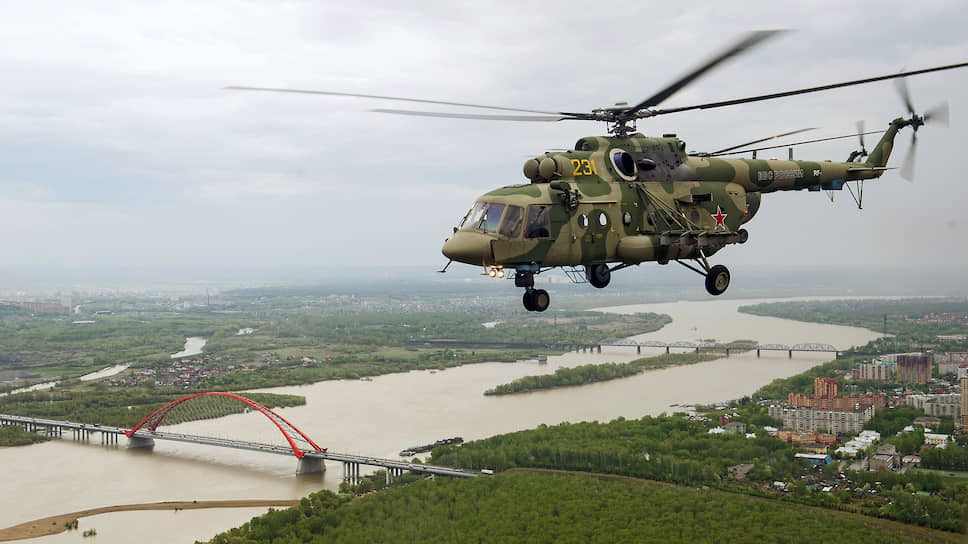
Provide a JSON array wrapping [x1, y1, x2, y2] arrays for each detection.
[[864, 118, 904, 169]]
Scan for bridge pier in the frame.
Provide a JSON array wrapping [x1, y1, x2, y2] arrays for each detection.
[[596, 345, 601, 353], [788, 350, 793, 359], [756, 349, 761, 357], [636, 345, 641, 354], [297, 456, 325, 475], [725, 348, 730, 357], [343, 462, 360, 484], [127, 436, 155, 449], [385, 467, 404, 485]]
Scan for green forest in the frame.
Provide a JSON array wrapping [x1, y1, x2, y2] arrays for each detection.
[[205, 471, 962, 544]]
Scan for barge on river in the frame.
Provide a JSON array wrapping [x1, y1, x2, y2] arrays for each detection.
[[400, 436, 463, 456]]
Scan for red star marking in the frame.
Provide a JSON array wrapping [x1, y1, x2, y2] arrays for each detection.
[[713, 206, 728, 229]]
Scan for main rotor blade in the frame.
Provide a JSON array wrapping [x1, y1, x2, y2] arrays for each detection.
[[708, 127, 815, 156], [895, 77, 916, 115], [705, 130, 885, 156], [371, 108, 574, 122], [224, 86, 567, 116], [626, 30, 786, 114], [650, 61, 968, 117]]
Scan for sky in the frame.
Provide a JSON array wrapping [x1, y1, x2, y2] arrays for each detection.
[[2, 1, 968, 285]]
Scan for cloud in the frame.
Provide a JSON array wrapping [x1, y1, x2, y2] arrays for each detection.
[[0, 0, 966, 276]]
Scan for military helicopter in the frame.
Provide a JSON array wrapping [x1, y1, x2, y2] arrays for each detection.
[[229, 31, 967, 312]]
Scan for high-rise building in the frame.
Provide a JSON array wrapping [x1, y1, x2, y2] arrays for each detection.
[[814, 377, 839, 398], [787, 374, 885, 411], [961, 376, 968, 431], [854, 360, 897, 382], [897, 354, 931, 385], [905, 394, 961, 420], [769, 404, 875, 434], [788, 392, 886, 411], [939, 353, 968, 376]]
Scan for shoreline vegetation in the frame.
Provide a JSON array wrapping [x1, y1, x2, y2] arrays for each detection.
[[0, 499, 300, 542], [0, 425, 51, 447], [484, 352, 721, 395]]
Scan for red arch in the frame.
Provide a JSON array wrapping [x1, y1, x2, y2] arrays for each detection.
[[125, 392, 324, 458]]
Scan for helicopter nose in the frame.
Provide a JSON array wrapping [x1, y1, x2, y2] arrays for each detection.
[[442, 231, 492, 265]]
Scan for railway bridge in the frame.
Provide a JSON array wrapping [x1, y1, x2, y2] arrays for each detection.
[[595, 339, 839, 358], [410, 338, 839, 358]]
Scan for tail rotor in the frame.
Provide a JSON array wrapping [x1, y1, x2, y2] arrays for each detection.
[[895, 77, 949, 181]]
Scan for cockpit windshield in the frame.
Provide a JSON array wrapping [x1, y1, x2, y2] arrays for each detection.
[[459, 202, 486, 230], [480, 203, 505, 233], [459, 201, 528, 238]]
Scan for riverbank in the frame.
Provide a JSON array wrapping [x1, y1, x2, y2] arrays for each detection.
[[0, 499, 299, 542]]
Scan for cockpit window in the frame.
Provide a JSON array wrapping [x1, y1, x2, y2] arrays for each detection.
[[499, 205, 523, 238], [460, 202, 486, 231], [480, 203, 506, 233], [525, 205, 550, 239]]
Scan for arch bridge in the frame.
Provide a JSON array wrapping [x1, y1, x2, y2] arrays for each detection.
[[1, 392, 477, 483]]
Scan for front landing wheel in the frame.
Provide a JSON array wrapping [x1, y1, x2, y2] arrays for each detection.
[[522, 289, 550, 312], [585, 264, 611, 289], [704, 265, 730, 296]]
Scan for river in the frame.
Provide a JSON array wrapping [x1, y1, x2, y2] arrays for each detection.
[[171, 337, 207, 359], [0, 297, 882, 543]]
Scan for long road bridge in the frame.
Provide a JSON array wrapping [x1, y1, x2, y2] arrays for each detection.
[[0, 392, 478, 484]]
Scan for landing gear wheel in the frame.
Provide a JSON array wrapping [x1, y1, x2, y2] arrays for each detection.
[[586, 264, 611, 289], [704, 264, 730, 296], [531, 289, 550, 312], [523, 290, 536, 311]]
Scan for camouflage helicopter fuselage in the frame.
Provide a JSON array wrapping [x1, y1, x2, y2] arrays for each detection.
[[442, 118, 908, 310], [227, 28, 966, 313]]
